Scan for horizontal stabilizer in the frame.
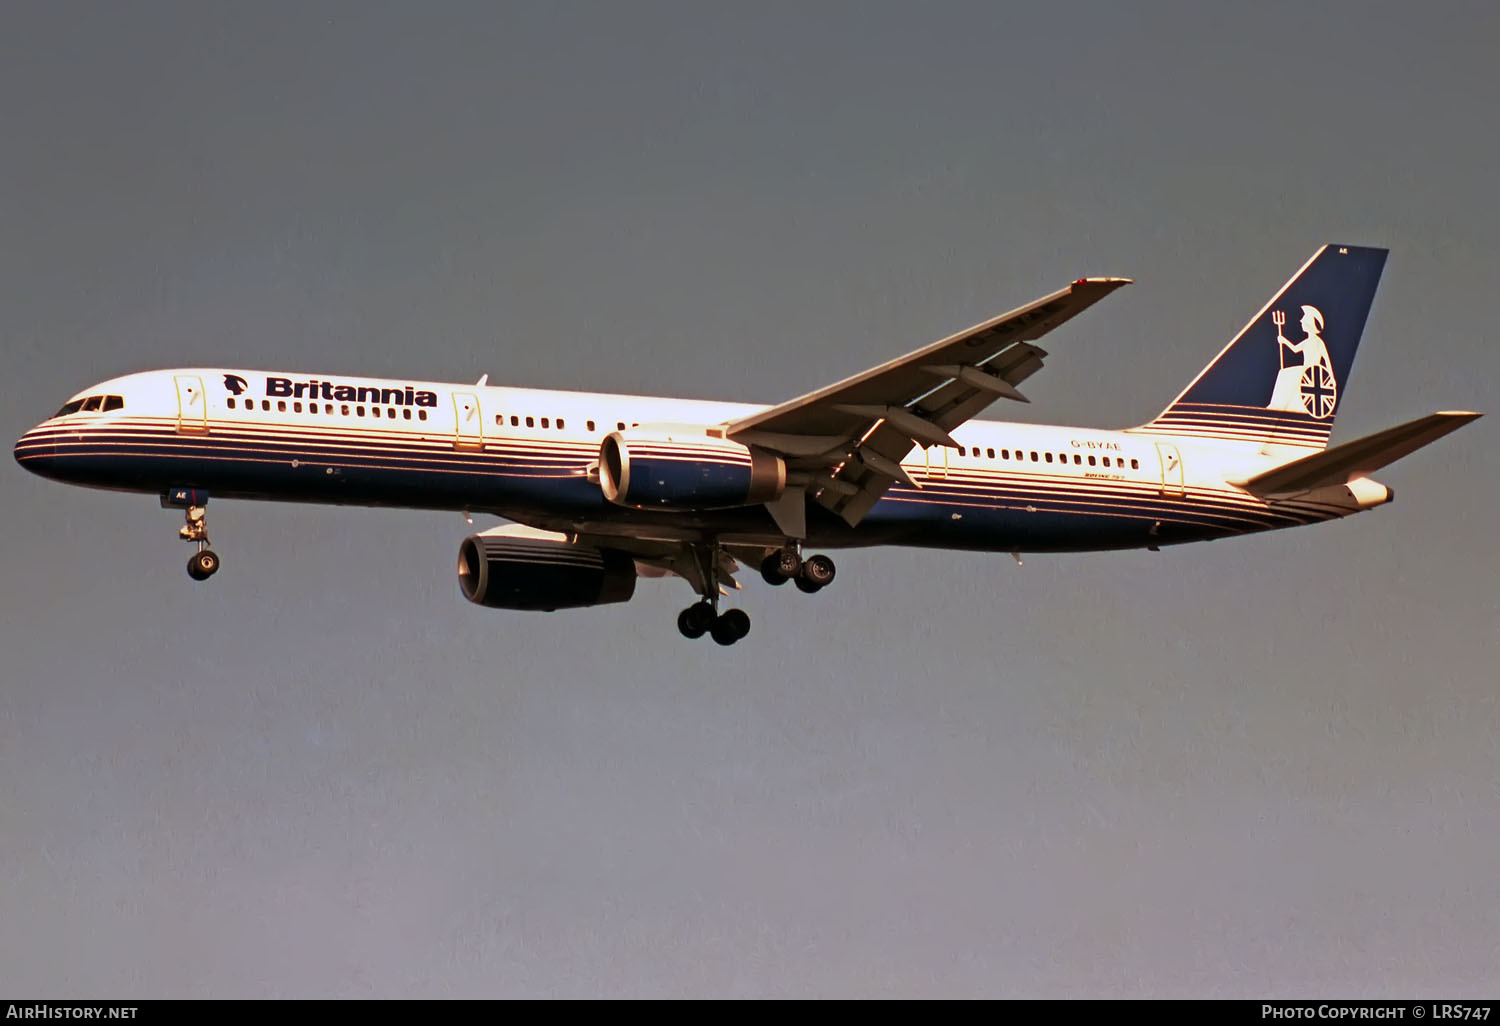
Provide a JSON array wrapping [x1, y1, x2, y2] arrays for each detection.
[[1235, 411, 1481, 497]]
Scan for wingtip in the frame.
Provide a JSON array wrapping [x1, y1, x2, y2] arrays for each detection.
[[1073, 277, 1133, 287]]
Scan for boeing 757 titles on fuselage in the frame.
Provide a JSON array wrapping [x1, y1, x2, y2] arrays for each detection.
[[14, 245, 1479, 644]]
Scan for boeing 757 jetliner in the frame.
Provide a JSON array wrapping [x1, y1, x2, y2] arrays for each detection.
[[14, 245, 1479, 644]]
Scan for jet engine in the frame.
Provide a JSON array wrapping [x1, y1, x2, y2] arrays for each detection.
[[598, 427, 785, 511], [457, 527, 636, 611]]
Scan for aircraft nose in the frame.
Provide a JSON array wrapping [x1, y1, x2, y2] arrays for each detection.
[[13, 425, 55, 473]]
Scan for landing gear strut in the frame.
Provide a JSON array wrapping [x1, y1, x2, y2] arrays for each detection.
[[677, 543, 751, 645], [178, 504, 220, 581]]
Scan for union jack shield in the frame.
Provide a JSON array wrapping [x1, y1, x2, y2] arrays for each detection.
[[1300, 364, 1338, 419]]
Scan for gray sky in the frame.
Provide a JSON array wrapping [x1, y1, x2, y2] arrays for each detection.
[[2, 1, 1495, 998]]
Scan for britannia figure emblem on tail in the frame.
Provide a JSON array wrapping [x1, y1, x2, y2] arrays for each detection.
[[1268, 304, 1337, 418]]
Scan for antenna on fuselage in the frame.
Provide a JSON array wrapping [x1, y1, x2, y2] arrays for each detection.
[[476, 374, 488, 386]]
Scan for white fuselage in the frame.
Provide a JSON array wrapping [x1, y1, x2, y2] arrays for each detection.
[[14, 368, 1383, 554]]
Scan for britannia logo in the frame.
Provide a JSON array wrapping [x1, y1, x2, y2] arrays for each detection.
[[1268, 305, 1337, 419], [223, 373, 249, 396]]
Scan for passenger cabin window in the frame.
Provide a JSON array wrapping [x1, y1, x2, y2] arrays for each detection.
[[1044, 452, 1053, 463], [1102, 457, 1111, 467], [418, 410, 427, 421], [557, 418, 564, 429], [227, 398, 237, 409], [278, 401, 287, 412], [1088, 455, 1096, 466], [1073, 454, 1081, 465], [293, 402, 302, 413], [987, 448, 995, 458], [1030, 451, 1039, 461], [403, 409, 411, 420], [541, 417, 549, 429], [525, 416, 534, 427], [1130, 458, 1139, 470], [617, 422, 626, 431], [587, 420, 596, 432]]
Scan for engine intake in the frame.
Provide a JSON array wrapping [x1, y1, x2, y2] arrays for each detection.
[[457, 529, 636, 611], [599, 428, 785, 510]]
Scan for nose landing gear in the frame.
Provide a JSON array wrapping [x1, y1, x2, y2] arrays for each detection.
[[175, 501, 220, 581], [187, 547, 220, 581]]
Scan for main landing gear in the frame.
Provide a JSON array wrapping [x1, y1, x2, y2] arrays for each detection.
[[178, 503, 221, 581], [758, 548, 836, 594], [676, 542, 754, 646], [676, 602, 750, 646], [676, 545, 838, 643]]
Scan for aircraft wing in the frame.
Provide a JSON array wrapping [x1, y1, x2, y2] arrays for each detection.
[[726, 277, 1131, 529]]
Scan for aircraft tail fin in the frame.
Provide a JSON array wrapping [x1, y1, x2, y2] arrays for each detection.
[[1234, 410, 1480, 498], [1134, 244, 1388, 452]]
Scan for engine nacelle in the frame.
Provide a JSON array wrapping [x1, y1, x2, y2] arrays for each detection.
[[457, 527, 636, 611], [598, 427, 785, 511]]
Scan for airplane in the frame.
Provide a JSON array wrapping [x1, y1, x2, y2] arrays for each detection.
[[13, 244, 1480, 645]]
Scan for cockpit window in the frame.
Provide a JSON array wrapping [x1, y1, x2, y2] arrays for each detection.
[[51, 394, 125, 418]]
